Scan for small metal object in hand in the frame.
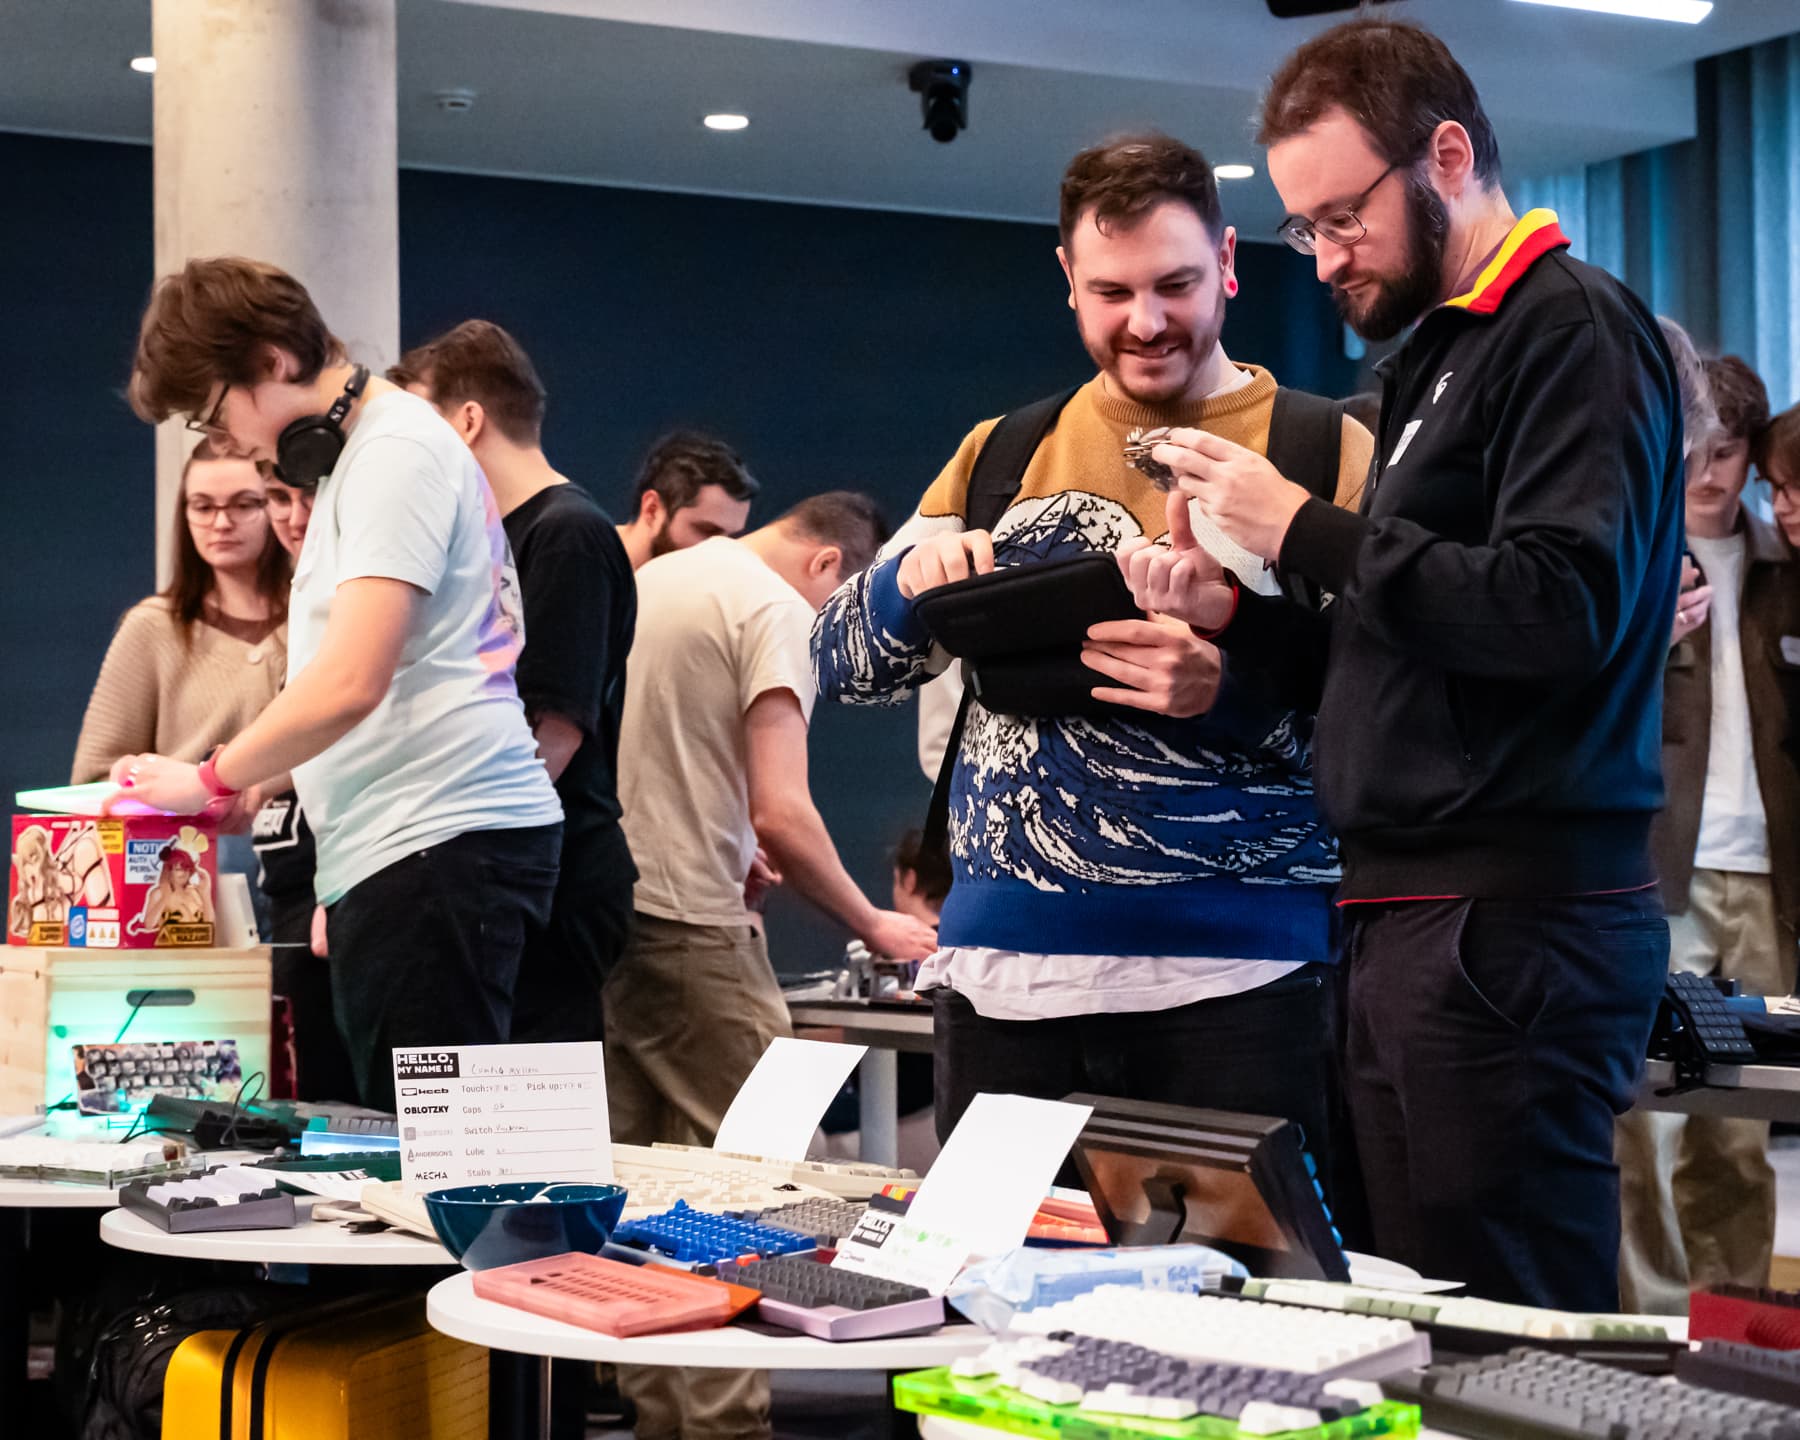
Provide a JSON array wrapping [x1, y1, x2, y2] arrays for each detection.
[[1123, 427, 1178, 490]]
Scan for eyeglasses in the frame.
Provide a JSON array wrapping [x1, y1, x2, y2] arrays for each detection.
[[185, 383, 230, 438], [185, 496, 267, 523], [1277, 163, 1401, 256], [263, 487, 313, 514], [1770, 476, 1800, 503]]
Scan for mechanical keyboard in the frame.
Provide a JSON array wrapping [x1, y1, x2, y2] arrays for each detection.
[[1008, 1287, 1429, 1381], [725, 1196, 868, 1244], [1676, 1340, 1800, 1408], [898, 1335, 1419, 1439], [472, 1251, 759, 1336], [641, 1142, 917, 1200], [1692, 1286, 1800, 1350], [119, 1164, 296, 1232], [722, 1253, 945, 1340], [0, 1135, 186, 1187], [611, 1146, 837, 1218], [611, 1200, 817, 1266], [1387, 1345, 1800, 1440]]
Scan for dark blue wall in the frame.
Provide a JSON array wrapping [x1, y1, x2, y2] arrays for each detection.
[[3, 132, 1358, 972]]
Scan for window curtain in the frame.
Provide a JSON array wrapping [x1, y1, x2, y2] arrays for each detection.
[[1513, 33, 1800, 408]]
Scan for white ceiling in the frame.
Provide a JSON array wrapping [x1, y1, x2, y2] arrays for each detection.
[[6, 0, 1799, 238]]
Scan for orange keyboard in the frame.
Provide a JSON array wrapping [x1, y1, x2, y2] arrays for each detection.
[[471, 1252, 760, 1337]]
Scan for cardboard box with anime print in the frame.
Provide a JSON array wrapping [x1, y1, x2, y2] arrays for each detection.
[[8, 815, 219, 948]]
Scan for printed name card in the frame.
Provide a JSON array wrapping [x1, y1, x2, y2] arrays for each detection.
[[391, 1042, 612, 1193], [713, 1037, 867, 1161], [834, 1092, 1093, 1294]]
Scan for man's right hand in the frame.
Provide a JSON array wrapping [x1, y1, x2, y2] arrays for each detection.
[[1117, 491, 1236, 632], [897, 530, 996, 598], [1671, 554, 1712, 648], [862, 909, 939, 961]]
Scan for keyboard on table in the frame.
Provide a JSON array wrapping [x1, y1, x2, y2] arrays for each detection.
[[611, 1200, 818, 1266], [896, 1334, 1418, 1439], [472, 1251, 760, 1337], [641, 1142, 918, 1200], [1678, 1340, 1800, 1409], [119, 1164, 296, 1232], [0, 1136, 186, 1187], [1389, 1345, 1800, 1440], [721, 1253, 945, 1341], [1007, 1287, 1429, 1381], [723, 1196, 869, 1245], [611, 1144, 840, 1218], [1693, 1286, 1800, 1351]]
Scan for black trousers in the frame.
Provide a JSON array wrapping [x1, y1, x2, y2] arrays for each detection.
[[1343, 890, 1669, 1310], [326, 823, 561, 1111], [932, 965, 1339, 1193], [508, 822, 634, 1045]]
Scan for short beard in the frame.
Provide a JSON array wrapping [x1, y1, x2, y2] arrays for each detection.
[[1336, 173, 1449, 343], [648, 516, 678, 558]]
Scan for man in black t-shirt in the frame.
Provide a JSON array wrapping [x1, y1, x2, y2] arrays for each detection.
[[391, 322, 636, 1043]]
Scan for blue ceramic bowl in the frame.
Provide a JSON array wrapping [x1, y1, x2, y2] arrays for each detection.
[[422, 1181, 628, 1271]]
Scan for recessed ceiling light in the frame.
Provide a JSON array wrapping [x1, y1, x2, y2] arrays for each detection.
[[1510, 0, 1711, 22], [129, 55, 157, 74], [1214, 164, 1256, 181], [703, 113, 750, 132]]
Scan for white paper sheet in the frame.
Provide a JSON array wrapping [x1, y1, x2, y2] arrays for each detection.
[[713, 1037, 866, 1160]]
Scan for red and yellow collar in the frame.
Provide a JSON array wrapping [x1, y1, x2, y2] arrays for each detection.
[[1443, 208, 1571, 316]]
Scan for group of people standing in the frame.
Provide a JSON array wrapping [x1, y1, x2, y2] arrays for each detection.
[[69, 14, 1800, 1440]]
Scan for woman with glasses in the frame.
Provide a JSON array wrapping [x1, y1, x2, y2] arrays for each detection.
[[71, 437, 289, 783]]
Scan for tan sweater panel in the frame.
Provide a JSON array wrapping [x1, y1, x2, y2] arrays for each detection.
[[70, 598, 287, 783]]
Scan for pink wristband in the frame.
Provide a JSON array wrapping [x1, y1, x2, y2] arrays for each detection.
[[197, 751, 239, 799]]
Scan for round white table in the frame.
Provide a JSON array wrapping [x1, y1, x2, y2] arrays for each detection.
[[429, 1270, 987, 1439], [0, 1176, 123, 1209], [99, 1203, 457, 1264]]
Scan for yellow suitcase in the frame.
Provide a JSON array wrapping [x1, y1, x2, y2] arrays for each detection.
[[160, 1293, 487, 1439]]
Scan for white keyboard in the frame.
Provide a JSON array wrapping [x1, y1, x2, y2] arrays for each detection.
[[639, 1143, 916, 1201], [0, 1136, 186, 1186], [612, 1149, 836, 1219], [1236, 1278, 1681, 1342], [140, 1165, 280, 1208], [1007, 1286, 1430, 1381]]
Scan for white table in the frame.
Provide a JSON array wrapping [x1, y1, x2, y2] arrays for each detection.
[[430, 1269, 986, 1439], [1638, 1058, 1800, 1123], [787, 999, 933, 1167], [99, 1202, 457, 1265]]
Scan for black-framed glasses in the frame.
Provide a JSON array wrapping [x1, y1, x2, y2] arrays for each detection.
[[263, 486, 313, 514], [185, 496, 267, 523], [1277, 162, 1401, 255], [185, 383, 230, 437]]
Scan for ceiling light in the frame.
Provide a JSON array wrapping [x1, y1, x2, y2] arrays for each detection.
[[1510, 0, 1712, 22], [1214, 164, 1256, 181], [703, 113, 750, 132], [129, 55, 157, 74]]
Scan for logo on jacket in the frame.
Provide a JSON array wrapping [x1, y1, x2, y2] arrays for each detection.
[[1433, 371, 1455, 404]]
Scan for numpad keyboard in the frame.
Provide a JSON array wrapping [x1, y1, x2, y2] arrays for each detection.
[[1693, 1287, 1800, 1351], [725, 1196, 868, 1244], [1388, 1346, 1800, 1440], [119, 1164, 297, 1232], [897, 1336, 1419, 1439], [0, 1136, 186, 1187], [722, 1253, 945, 1340], [611, 1200, 817, 1265], [1008, 1287, 1429, 1381], [471, 1251, 759, 1337], [1677, 1340, 1800, 1409]]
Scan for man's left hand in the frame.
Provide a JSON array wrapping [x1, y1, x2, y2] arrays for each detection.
[[1152, 428, 1311, 561], [1083, 615, 1221, 718]]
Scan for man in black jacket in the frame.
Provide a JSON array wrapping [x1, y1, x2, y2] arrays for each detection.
[[1119, 18, 1682, 1310]]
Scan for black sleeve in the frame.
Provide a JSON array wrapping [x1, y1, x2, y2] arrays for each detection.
[[515, 506, 633, 738], [1279, 315, 1675, 682], [1214, 589, 1332, 714]]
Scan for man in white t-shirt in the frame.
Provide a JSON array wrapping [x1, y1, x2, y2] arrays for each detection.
[[113, 257, 563, 1111], [1624, 353, 1800, 1312], [608, 493, 935, 1440]]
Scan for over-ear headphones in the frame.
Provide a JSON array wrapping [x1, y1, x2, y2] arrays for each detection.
[[274, 365, 369, 490]]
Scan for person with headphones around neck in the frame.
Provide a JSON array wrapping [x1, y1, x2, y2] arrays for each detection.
[[110, 256, 564, 1112]]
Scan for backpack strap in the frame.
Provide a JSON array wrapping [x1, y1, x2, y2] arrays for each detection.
[[921, 386, 1080, 859], [1264, 387, 1346, 609]]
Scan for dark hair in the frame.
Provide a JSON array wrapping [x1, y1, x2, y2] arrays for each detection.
[[1259, 17, 1502, 185], [633, 431, 760, 515], [130, 256, 345, 423], [778, 491, 890, 579], [165, 438, 290, 641], [1060, 133, 1223, 250], [1704, 355, 1770, 447], [388, 320, 548, 445], [893, 827, 952, 905], [1759, 402, 1800, 482]]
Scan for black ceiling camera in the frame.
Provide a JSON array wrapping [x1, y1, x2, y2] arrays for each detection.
[[909, 60, 971, 143], [274, 364, 370, 490], [1265, 0, 1393, 14]]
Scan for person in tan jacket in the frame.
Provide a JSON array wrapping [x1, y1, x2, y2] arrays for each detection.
[[1619, 352, 1800, 1313]]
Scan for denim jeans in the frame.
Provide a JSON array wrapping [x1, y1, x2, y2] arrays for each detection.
[[326, 823, 561, 1110]]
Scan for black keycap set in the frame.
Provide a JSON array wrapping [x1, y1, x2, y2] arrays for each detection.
[[1679, 1342, 1800, 1410], [728, 1256, 929, 1311]]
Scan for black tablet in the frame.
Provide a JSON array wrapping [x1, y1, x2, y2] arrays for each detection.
[[912, 553, 1142, 662]]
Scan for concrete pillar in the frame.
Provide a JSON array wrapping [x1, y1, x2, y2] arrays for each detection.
[[151, 0, 398, 582]]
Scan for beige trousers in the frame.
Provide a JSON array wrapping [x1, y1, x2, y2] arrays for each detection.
[[603, 913, 792, 1439], [1617, 870, 1792, 1314]]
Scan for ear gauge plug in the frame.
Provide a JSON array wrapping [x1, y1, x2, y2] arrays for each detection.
[[1225, 277, 1239, 297]]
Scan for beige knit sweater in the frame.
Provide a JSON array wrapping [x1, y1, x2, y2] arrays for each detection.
[[70, 598, 287, 783]]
